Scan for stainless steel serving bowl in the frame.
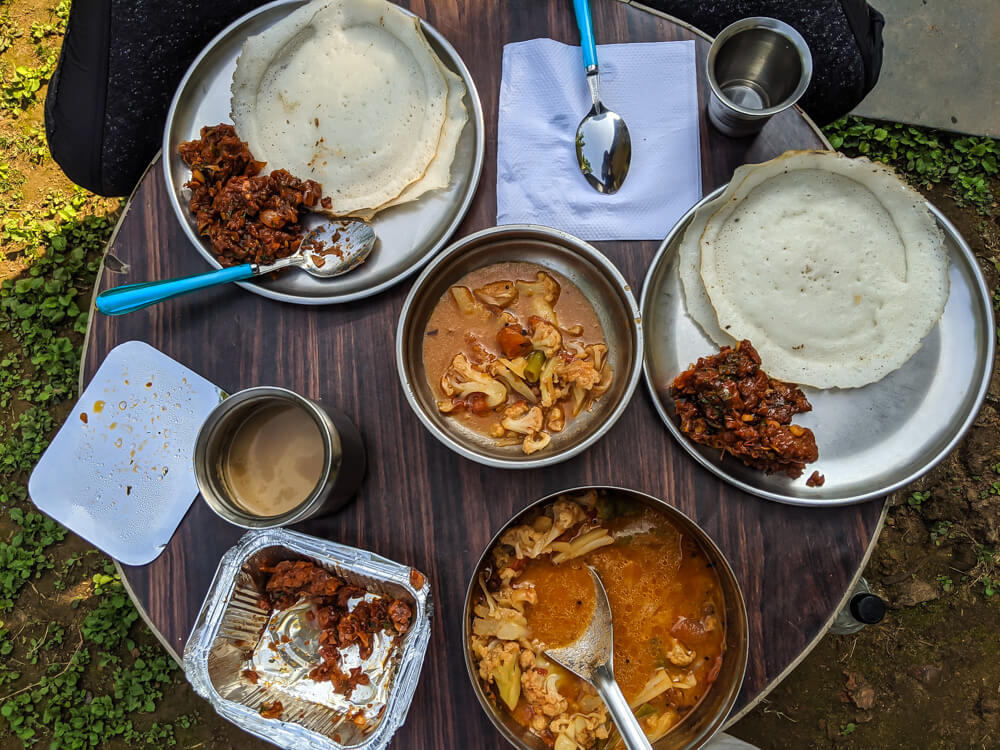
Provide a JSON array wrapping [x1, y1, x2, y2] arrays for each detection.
[[462, 486, 749, 750], [396, 225, 643, 468]]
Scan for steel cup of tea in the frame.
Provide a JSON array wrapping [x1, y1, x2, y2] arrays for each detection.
[[193, 386, 365, 528], [706, 17, 813, 137]]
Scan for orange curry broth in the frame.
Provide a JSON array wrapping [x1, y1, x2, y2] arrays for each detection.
[[515, 505, 725, 715], [422, 261, 605, 436]]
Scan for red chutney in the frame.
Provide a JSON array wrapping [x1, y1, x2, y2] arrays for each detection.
[[670, 340, 818, 478], [178, 124, 329, 267], [261, 560, 413, 699]]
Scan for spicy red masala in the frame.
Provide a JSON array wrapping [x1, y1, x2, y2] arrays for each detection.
[[261, 560, 413, 699], [178, 124, 331, 266], [670, 340, 819, 478]]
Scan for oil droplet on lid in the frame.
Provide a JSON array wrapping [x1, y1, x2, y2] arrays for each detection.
[[109, 422, 117, 430], [114, 438, 123, 448], [80, 413, 88, 424], [93, 400, 106, 413], [118, 401, 127, 410]]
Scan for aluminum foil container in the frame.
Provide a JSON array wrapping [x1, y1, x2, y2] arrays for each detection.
[[183, 529, 432, 750]]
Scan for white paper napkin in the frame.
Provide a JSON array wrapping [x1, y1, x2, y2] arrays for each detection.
[[497, 38, 701, 241]]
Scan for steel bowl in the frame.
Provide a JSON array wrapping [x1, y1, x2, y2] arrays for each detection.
[[462, 486, 749, 750], [396, 225, 643, 468], [193, 386, 366, 528]]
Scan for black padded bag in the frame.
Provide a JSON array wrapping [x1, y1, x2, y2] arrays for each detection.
[[45, 0, 262, 197]]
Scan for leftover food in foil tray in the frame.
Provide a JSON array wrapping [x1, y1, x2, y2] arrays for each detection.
[[183, 529, 431, 750]]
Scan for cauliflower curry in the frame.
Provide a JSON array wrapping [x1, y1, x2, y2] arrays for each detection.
[[423, 262, 613, 455], [471, 492, 725, 749]]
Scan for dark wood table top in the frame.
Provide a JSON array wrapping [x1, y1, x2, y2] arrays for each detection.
[[82, 0, 885, 745]]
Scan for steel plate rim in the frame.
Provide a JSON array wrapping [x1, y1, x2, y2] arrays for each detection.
[[396, 224, 645, 470], [640, 187, 996, 507], [161, 0, 486, 306]]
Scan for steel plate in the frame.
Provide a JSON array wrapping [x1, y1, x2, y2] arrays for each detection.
[[162, 0, 485, 304], [642, 186, 995, 506]]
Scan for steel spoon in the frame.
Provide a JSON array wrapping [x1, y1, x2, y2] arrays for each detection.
[[544, 566, 653, 750], [572, 0, 632, 194], [94, 218, 376, 315]]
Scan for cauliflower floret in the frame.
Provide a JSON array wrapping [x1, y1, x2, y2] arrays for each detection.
[[519, 648, 536, 670], [550, 710, 611, 750], [643, 706, 681, 743], [516, 272, 561, 324], [501, 402, 544, 435], [491, 361, 537, 403], [555, 357, 602, 391], [473, 602, 529, 640], [437, 399, 460, 414], [549, 499, 587, 537], [585, 343, 608, 371], [474, 280, 518, 308], [529, 317, 562, 357], [438, 353, 507, 410], [521, 667, 567, 717], [522, 431, 551, 454], [500, 500, 586, 559], [539, 356, 570, 407], [665, 636, 695, 667], [497, 583, 537, 611], [450, 285, 492, 319], [546, 406, 565, 433], [491, 547, 523, 586], [589, 364, 614, 403], [475, 639, 520, 683]]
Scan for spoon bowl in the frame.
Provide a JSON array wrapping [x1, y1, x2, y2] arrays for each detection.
[[275, 217, 377, 278], [576, 100, 632, 194]]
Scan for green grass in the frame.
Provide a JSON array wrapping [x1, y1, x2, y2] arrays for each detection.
[[823, 116, 999, 213], [0, 3, 203, 747]]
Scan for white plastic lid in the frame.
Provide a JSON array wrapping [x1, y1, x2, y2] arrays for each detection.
[[28, 341, 225, 565]]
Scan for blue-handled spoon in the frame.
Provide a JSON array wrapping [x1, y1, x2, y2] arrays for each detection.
[[95, 219, 376, 315], [572, 0, 631, 194]]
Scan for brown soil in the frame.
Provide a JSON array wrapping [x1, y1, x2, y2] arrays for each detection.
[[730, 188, 1000, 748]]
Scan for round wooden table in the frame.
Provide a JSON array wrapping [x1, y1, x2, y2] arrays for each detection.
[[83, 1, 886, 745]]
